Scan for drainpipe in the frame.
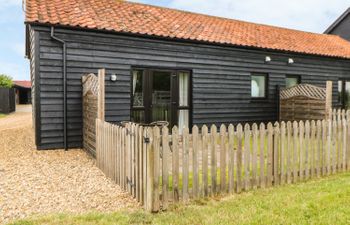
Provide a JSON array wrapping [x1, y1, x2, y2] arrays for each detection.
[[50, 27, 68, 150]]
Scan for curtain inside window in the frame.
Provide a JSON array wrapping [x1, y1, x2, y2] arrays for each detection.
[[179, 72, 188, 106], [178, 72, 189, 131], [178, 110, 189, 131], [133, 70, 138, 96]]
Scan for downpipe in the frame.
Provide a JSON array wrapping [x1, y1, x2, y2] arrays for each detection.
[[50, 27, 68, 150]]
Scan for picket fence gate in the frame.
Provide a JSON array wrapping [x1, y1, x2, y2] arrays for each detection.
[[96, 109, 350, 212]]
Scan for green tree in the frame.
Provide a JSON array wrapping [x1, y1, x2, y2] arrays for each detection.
[[0, 74, 13, 88]]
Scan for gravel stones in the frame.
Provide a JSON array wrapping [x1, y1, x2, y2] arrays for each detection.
[[0, 107, 138, 224]]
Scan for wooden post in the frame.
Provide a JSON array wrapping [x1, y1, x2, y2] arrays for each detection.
[[172, 126, 179, 202], [259, 123, 266, 188], [267, 123, 273, 187], [98, 69, 105, 121], [192, 126, 199, 197], [244, 124, 251, 190], [280, 122, 286, 185], [228, 124, 235, 193], [210, 125, 217, 195], [145, 127, 160, 212], [220, 124, 227, 192], [182, 127, 190, 202], [325, 81, 332, 121], [236, 124, 243, 193], [273, 122, 280, 185], [202, 125, 209, 197], [162, 126, 170, 209], [252, 123, 258, 189]]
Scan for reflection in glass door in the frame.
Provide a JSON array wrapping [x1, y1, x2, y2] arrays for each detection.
[[131, 68, 191, 128], [151, 71, 172, 126], [338, 80, 350, 109]]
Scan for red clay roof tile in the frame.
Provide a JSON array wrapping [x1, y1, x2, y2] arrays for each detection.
[[13, 81, 31, 89], [25, 0, 350, 59]]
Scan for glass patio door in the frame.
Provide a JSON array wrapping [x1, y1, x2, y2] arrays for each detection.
[[131, 68, 191, 128], [338, 80, 350, 109], [150, 71, 172, 126]]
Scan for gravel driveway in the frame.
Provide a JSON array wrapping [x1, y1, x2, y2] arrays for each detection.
[[0, 105, 138, 224]]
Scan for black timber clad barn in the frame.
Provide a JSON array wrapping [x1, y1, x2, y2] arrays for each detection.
[[325, 8, 350, 41], [25, 0, 350, 150]]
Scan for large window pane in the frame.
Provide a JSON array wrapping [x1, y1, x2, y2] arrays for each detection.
[[152, 71, 171, 125], [178, 110, 189, 130], [132, 70, 143, 107], [286, 76, 300, 88], [251, 74, 266, 98], [179, 72, 189, 107]]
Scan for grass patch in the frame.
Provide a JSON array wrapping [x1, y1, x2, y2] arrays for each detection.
[[9, 172, 350, 225], [0, 113, 6, 118]]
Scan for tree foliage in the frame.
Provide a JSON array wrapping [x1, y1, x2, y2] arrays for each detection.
[[0, 74, 13, 88]]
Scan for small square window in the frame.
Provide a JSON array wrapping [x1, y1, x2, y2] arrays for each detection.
[[286, 75, 300, 88], [251, 74, 267, 98]]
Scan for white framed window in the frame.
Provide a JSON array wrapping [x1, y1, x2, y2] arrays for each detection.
[[251, 73, 267, 98]]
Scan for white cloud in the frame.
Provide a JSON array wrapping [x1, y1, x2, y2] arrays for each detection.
[[0, 61, 29, 80], [134, 0, 350, 33], [0, 0, 22, 10]]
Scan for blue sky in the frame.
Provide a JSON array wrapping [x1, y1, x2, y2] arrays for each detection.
[[0, 0, 349, 80]]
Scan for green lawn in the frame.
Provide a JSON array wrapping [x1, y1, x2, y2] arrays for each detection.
[[9, 172, 350, 225], [0, 114, 6, 118]]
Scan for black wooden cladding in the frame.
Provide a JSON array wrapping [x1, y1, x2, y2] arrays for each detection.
[[28, 25, 350, 150], [325, 12, 350, 41]]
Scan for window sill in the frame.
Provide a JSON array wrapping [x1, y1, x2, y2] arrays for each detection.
[[250, 97, 269, 103]]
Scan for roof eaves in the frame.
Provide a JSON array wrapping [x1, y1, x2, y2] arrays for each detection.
[[25, 21, 350, 60]]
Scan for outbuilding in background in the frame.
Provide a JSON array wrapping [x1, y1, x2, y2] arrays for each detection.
[[13, 81, 31, 105]]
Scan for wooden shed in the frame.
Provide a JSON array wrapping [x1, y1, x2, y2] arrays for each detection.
[[13, 80, 32, 104], [24, 0, 350, 150]]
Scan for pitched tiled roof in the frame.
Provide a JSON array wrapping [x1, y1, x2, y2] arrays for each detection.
[[14, 81, 31, 89], [25, 0, 350, 59]]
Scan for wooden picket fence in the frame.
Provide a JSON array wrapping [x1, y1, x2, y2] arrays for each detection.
[[96, 120, 146, 203], [96, 109, 350, 212]]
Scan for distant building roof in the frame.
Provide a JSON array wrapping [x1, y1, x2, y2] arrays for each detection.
[[13, 80, 31, 89], [25, 0, 350, 59]]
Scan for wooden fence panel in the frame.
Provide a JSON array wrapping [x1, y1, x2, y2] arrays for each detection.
[[162, 126, 170, 209], [220, 125, 227, 193], [228, 124, 235, 193], [236, 124, 243, 193], [211, 125, 218, 195], [192, 126, 199, 198], [244, 124, 251, 191], [182, 127, 190, 202], [95, 109, 350, 213], [202, 125, 209, 197], [259, 123, 266, 188]]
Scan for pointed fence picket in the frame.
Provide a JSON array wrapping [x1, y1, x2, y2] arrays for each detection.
[[95, 109, 350, 212]]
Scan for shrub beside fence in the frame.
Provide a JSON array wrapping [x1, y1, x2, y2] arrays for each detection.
[[96, 109, 350, 212]]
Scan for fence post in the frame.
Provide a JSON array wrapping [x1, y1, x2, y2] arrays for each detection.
[[325, 81, 332, 121], [97, 69, 105, 121], [145, 127, 160, 212], [145, 128, 155, 212]]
